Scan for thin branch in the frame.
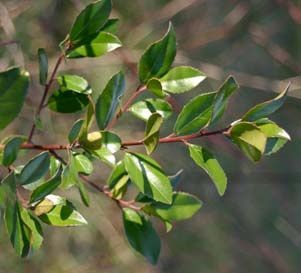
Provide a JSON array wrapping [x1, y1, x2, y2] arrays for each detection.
[[28, 53, 65, 142], [0, 39, 18, 47]]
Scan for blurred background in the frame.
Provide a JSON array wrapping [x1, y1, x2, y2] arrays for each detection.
[[0, 0, 301, 272]]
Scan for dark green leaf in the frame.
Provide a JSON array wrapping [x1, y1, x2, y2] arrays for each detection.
[[146, 78, 165, 98], [139, 22, 176, 83], [38, 48, 48, 85], [242, 84, 289, 122], [123, 208, 161, 264], [69, 0, 112, 43], [67, 32, 122, 58], [129, 98, 173, 121], [47, 90, 89, 113], [100, 18, 119, 34], [61, 155, 78, 189], [30, 168, 62, 204], [5, 201, 30, 257], [229, 122, 267, 162], [96, 71, 125, 129], [0, 172, 16, 207], [169, 169, 183, 189], [19, 152, 50, 185], [174, 92, 215, 135], [39, 203, 87, 227], [143, 192, 202, 221], [57, 74, 92, 94], [2, 136, 26, 166], [77, 179, 90, 207], [124, 153, 172, 204], [68, 119, 84, 143], [0, 67, 30, 130], [265, 138, 288, 155], [188, 144, 227, 196], [159, 66, 206, 94], [143, 113, 163, 154], [210, 76, 239, 125]]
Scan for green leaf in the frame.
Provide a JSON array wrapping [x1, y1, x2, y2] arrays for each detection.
[[229, 122, 267, 162], [47, 90, 89, 113], [100, 18, 119, 34], [39, 203, 87, 227], [69, 0, 112, 43], [146, 78, 165, 98], [49, 157, 60, 177], [143, 192, 202, 222], [67, 32, 122, 58], [5, 201, 30, 257], [188, 144, 227, 196], [210, 76, 239, 125], [80, 131, 103, 150], [19, 152, 50, 185], [2, 136, 26, 166], [0, 67, 30, 130], [124, 153, 172, 204], [96, 71, 125, 129], [143, 113, 163, 154], [123, 208, 161, 264], [73, 154, 93, 175], [68, 119, 84, 143], [61, 155, 78, 189], [57, 74, 92, 94], [265, 138, 288, 155], [92, 147, 115, 166], [129, 98, 173, 122], [139, 22, 176, 83], [242, 84, 289, 122], [38, 48, 48, 85], [169, 169, 183, 189], [101, 131, 121, 153], [19, 207, 43, 251], [174, 92, 215, 135], [107, 161, 129, 199], [77, 179, 90, 207], [0, 172, 16, 207], [33, 195, 65, 216], [159, 66, 206, 94], [30, 167, 62, 204]]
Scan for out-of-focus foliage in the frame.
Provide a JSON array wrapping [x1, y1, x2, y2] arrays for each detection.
[[0, 0, 300, 272]]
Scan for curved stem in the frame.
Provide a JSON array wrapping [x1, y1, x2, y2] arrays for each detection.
[[28, 53, 65, 142]]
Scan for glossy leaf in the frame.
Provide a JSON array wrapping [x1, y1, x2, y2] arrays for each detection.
[[77, 179, 90, 207], [189, 144, 227, 196], [160, 66, 206, 94], [129, 98, 173, 122], [143, 113, 163, 154], [139, 23, 176, 83], [229, 122, 267, 162], [19, 152, 50, 185], [61, 155, 78, 189], [67, 32, 122, 58], [124, 153, 172, 204], [146, 78, 165, 97], [169, 169, 183, 189], [96, 71, 125, 129], [57, 74, 92, 94], [101, 131, 121, 153], [100, 18, 119, 34], [69, 0, 112, 43], [19, 207, 43, 251], [242, 84, 289, 122], [144, 192, 202, 221], [2, 136, 26, 166], [33, 195, 66, 216], [0, 67, 30, 130], [92, 147, 115, 167], [73, 154, 94, 175], [265, 138, 288, 155], [174, 92, 215, 135], [80, 131, 102, 150], [0, 172, 16, 207], [123, 208, 161, 264], [30, 168, 62, 204], [210, 76, 239, 125], [38, 48, 48, 85], [68, 119, 84, 143], [5, 201, 30, 257], [47, 90, 89, 113], [39, 203, 87, 226]]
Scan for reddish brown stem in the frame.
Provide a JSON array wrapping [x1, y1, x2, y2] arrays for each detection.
[[28, 53, 65, 142]]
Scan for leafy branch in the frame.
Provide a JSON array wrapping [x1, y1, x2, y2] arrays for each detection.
[[0, 0, 291, 265]]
